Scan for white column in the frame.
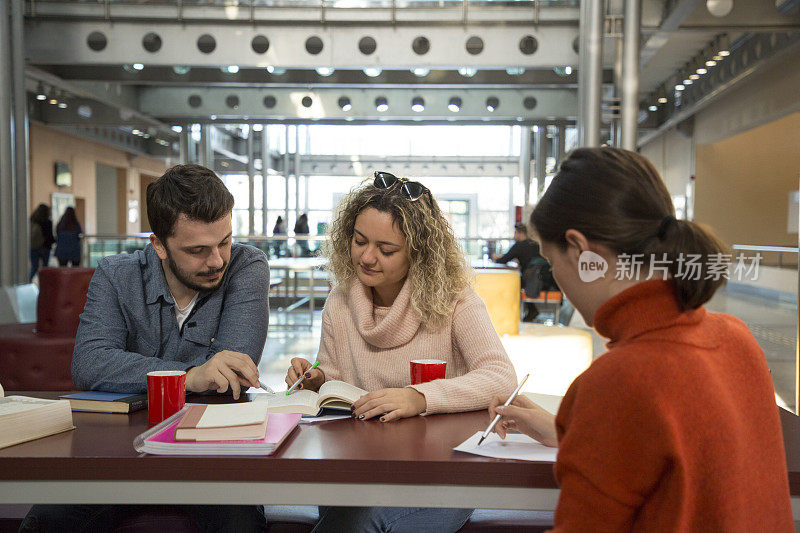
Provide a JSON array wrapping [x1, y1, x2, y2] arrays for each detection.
[[579, 0, 603, 147], [247, 132, 255, 235], [11, 0, 28, 281], [519, 126, 532, 206], [621, 0, 642, 150], [261, 127, 269, 236], [283, 126, 290, 226], [535, 125, 547, 199], [0, 0, 16, 285]]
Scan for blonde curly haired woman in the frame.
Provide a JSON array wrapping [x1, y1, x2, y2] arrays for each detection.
[[286, 171, 518, 533]]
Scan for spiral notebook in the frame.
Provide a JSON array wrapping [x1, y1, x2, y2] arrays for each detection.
[[134, 405, 301, 455]]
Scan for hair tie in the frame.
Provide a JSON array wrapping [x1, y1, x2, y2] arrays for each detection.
[[657, 215, 676, 240]]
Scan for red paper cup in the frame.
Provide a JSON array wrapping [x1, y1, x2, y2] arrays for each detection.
[[147, 370, 186, 425], [410, 359, 447, 385]]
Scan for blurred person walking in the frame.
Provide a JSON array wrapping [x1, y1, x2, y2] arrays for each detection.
[[55, 206, 83, 267], [29, 203, 55, 281], [294, 213, 310, 256]]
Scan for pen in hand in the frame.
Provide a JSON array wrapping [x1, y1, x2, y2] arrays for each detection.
[[286, 361, 320, 395], [477, 373, 530, 446], [258, 378, 275, 394]]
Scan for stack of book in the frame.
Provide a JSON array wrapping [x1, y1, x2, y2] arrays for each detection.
[[134, 402, 300, 455], [59, 391, 147, 413]]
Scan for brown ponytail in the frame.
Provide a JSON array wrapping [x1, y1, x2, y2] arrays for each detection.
[[532, 147, 728, 311]]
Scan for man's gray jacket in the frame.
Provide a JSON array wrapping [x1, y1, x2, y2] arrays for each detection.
[[71, 243, 269, 392]]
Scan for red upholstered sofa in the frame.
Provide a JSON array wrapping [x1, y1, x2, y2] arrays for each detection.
[[0, 267, 94, 390]]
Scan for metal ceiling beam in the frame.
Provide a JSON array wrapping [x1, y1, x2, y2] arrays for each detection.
[[139, 87, 578, 123], [25, 22, 580, 69], [25, 66, 177, 138], [36, 65, 615, 89], [26, 2, 579, 25], [677, 0, 800, 29], [639, 0, 705, 69], [299, 155, 520, 177], [214, 154, 521, 178], [638, 31, 800, 147]]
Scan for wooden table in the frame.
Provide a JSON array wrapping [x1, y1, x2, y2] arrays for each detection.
[[0, 392, 558, 510], [3, 392, 800, 520]]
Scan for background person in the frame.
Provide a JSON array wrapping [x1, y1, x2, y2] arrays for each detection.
[[272, 215, 286, 257], [491, 222, 542, 321], [294, 212, 310, 256], [286, 171, 518, 533], [55, 206, 83, 267], [489, 147, 793, 531], [29, 203, 55, 281]]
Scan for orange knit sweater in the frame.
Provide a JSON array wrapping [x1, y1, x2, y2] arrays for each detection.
[[551, 280, 793, 532]]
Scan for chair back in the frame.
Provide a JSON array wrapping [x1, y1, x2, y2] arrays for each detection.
[[36, 267, 95, 336]]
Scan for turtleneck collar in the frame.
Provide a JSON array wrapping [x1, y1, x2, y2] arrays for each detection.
[[593, 279, 706, 346], [347, 276, 421, 349]]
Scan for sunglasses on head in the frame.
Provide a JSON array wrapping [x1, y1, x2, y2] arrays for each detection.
[[373, 171, 430, 202]]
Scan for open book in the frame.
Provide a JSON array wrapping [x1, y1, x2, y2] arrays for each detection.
[[0, 382, 75, 450], [262, 380, 367, 417]]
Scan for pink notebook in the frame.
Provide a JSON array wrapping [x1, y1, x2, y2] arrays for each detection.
[[135, 412, 301, 455]]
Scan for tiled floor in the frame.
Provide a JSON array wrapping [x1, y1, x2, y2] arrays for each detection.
[[257, 286, 798, 412]]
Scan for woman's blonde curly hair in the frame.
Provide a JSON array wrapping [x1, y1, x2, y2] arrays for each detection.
[[323, 177, 472, 331]]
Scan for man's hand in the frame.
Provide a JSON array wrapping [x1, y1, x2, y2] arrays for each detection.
[[285, 357, 325, 392], [488, 394, 558, 447], [185, 350, 259, 400], [351, 388, 427, 422]]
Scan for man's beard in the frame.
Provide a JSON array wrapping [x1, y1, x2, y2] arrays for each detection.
[[165, 247, 228, 293]]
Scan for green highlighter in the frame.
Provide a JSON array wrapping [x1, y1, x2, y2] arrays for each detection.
[[286, 361, 319, 395]]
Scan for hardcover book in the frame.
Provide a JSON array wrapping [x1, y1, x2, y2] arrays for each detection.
[[60, 391, 147, 414]]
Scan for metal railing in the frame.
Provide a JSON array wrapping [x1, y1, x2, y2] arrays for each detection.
[[732, 244, 799, 269], [80, 234, 516, 267]]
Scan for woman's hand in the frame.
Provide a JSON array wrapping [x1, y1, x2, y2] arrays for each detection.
[[285, 357, 325, 392], [351, 388, 427, 422], [489, 394, 558, 448]]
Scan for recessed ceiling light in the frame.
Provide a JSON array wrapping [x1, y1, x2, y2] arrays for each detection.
[[132, 63, 144, 71]]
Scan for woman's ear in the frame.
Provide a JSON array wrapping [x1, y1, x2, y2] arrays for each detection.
[[563, 229, 590, 260]]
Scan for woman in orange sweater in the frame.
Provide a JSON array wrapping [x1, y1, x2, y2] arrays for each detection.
[[489, 147, 793, 531]]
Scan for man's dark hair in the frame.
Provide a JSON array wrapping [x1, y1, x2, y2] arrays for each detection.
[[146, 164, 234, 241]]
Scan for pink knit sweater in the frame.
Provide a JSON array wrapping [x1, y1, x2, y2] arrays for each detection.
[[316, 278, 518, 415]]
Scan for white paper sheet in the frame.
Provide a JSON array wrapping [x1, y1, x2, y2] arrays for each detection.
[[454, 431, 558, 462], [298, 414, 352, 424]]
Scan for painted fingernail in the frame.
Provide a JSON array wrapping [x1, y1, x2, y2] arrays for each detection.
[[358, 414, 365, 420], [350, 406, 355, 412], [304, 372, 311, 378], [298, 384, 303, 389], [380, 417, 386, 422]]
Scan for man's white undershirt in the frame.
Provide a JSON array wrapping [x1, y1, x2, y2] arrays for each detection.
[[172, 292, 199, 330]]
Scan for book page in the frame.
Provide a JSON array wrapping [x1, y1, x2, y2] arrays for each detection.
[[262, 390, 320, 416], [196, 402, 268, 428], [0, 396, 57, 416], [317, 380, 368, 406]]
